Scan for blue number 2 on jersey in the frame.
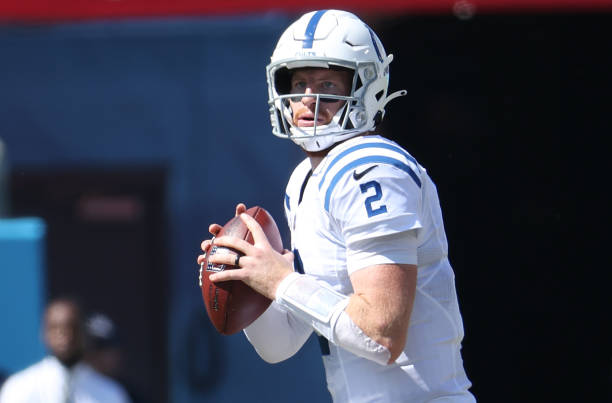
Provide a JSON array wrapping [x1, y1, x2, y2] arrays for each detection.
[[360, 180, 387, 217]]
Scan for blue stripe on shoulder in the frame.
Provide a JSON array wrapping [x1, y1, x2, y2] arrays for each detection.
[[324, 155, 421, 211], [319, 141, 419, 190], [303, 10, 328, 49], [284, 194, 290, 211]]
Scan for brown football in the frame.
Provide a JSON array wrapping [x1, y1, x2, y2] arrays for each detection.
[[200, 206, 283, 335]]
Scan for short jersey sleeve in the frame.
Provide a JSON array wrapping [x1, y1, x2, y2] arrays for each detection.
[[328, 162, 423, 247], [316, 135, 424, 249]]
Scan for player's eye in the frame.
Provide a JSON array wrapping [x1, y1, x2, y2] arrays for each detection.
[[290, 81, 307, 93], [322, 81, 336, 91], [318, 81, 345, 103]]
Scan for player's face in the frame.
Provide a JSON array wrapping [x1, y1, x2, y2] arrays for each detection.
[[44, 301, 84, 364], [289, 68, 352, 127]]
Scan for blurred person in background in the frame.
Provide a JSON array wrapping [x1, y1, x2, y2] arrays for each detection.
[[0, 298, 131, 403], [84, 313, 123, 380], [85, 313, 148, 403]]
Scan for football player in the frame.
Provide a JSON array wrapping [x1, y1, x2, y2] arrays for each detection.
[[200, 10, 476, 402]]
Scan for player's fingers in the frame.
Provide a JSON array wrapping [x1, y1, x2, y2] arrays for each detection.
[[281, 249, 294, 263], [200, 239, 214, 253], [197, 254, 207, 265], [210, 235, 253, 255], [209, 268, 244, 283], [207, 252, 243, 268], [209, 223, 222, 235], [239, 213, 271, 247], [235, 203, 247, 216]]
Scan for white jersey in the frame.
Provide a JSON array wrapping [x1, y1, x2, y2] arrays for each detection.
[[0, 356, 131, 403], [283, 135, 475, 402]]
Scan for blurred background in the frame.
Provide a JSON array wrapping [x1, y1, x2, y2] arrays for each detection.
[[0, 1, 607, 402]]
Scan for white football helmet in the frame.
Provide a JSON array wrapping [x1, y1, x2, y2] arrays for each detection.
[[267, 10, 406, 152]]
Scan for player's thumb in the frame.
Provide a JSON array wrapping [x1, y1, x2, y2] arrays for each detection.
[[281, 249, 294, 264]]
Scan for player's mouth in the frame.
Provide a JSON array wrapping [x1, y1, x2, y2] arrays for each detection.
[[296, 113, 327, 127]]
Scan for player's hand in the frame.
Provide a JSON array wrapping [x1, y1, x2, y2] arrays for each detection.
[[206, 212, 294, 300], [198, 203, 248, 263]]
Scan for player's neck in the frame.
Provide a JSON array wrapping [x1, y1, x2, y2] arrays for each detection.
[[304, 134, 369, 170], [306, 150, 328, 170], [304, 141, 342, 170]]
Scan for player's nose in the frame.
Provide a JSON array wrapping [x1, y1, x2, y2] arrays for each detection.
[[300, 88, 317, 106]]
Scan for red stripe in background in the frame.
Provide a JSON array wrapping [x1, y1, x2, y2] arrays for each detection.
[[0, 0, 611, 22]]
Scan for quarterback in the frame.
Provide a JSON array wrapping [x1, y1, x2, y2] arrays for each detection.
[[200, 9, 476, 402]]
